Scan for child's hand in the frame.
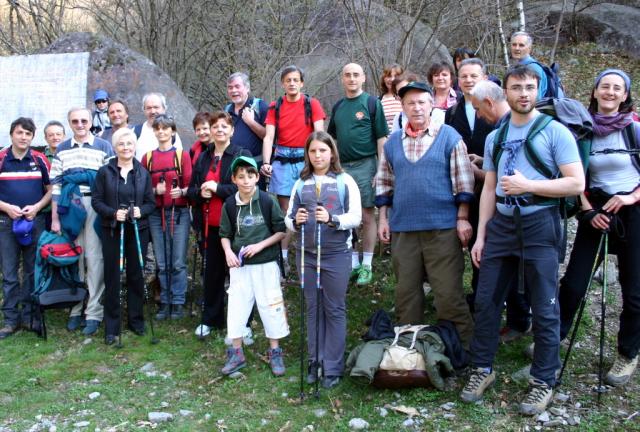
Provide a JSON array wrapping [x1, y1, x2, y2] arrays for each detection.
[[225, 250, 241, 268], [295, 207, 308, 225], [241, 243, 264, 258], [315, 205, 329, 223]]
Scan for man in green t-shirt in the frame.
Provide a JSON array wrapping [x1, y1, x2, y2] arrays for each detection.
[[328, 63, 388, 286]]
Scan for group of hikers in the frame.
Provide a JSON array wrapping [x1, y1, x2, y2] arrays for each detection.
[[0, 30, 638, 415]]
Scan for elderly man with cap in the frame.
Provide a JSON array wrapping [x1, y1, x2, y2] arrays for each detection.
[[375, 81, 475, 347], [92, 89, 111, 136]]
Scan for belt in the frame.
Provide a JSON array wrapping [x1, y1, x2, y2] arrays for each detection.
[[82, 192, 92, 197], [495, 195, 556, 206], [273, 155, 305, 164]]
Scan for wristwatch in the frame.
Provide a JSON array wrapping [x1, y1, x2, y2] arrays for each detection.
[[327, 214, 339, 228]]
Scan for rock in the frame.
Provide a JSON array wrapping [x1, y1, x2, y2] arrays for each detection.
[[569, 416, 581, 425], [378, 407, 388, 417], [204, 414, 212, 421], [82, 338, 92, 345], [148, 412, 173, 423], [536, 411, 550, 423], [402, 418, 415, 428], [90, 379, 100, 384], [140, 363, 155, 372], [48, 426, 57, 432], [160, 401, 169, 408], [554, 393, 569, 402], [440, 402, 455, 411], [281, 392, 288, 398], [260, 419, 269, 426], [511, 365, 532, 383], [549, 407, 566, 416], [575, 402, 581, 409], [313, 409, 327, 418], [73, 421, 90, 428], [348, 418, 369, 430], [543, 419, 564, 427], [301, 426, 314, 432], [88, 392, 100, 400], [179, 410, 194, 417], [443, 413, 456, 420]]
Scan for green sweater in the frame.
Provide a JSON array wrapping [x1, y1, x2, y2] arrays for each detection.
[[219, 189, 285, 265]]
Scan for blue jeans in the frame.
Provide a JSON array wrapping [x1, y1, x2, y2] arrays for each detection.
[[0, 213, 44, 326], [149, 207, 190, 305]]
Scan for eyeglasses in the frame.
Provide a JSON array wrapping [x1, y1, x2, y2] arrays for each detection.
[[116, 141, 135, 148], [71, 119, 90, 125], [95, 99, 108, 104]]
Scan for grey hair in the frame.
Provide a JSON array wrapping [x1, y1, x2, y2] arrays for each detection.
[[142, 93, 167, 111], [470, 80, 506, 102], [458, 58, 486, 75], [510, 31, 533, 46], [44, 120, 65, 134], [111, 127, 137, 150], [227, 72, 251, 92], [67, 107, 91, 120]]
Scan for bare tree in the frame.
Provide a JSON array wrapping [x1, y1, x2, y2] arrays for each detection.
[[516, 0, 526, 30], [496, 0, 511, 67]]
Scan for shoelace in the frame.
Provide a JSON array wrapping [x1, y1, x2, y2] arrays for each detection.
[[465, 371, 489, 391], [525, 384, 550, 403], [611, 357, 632, 374]]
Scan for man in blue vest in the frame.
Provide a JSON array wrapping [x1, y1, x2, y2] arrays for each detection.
[[375, 81, 475, 348]]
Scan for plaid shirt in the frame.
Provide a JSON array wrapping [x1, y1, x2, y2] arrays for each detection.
[[375, 124, 474, 205]]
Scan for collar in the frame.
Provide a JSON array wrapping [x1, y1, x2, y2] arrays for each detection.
[[7, 146, 32, 161], [235, 187, 258, 205], [71, 134, 95, 148], [403, 122, 436, 139]]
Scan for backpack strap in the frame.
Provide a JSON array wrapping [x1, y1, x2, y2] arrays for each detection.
[[250, 97, 262, 118], [295, 175, 346, 209], [523, 114, 555, 179], [0, 147, 10, 173], [304, 94, 312, 126], [622, 122, 640, 173], [367, 95, 377, 127], [224, 103, 233, 113], [145, 150, 153, 171], [258, 190, 274, 234], [491, 121, 510, 170], [146, 148, 183, 180], [133, 124, 143, 139]]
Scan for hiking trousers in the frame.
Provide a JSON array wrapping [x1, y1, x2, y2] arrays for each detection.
[[471, 207, 562, 387], [559, 203, 640, 359]]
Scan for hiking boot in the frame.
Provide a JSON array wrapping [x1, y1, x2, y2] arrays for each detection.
[[155, 304, 170, 321], [605, 354, 638, 386], [519, 378, 553, 415], [460, 367, 496, 403], [221, 347, 246, 375], [195, 324, 211, 338], [170, 305, 185, 320], [322, 375, 340, 389], [0, 325, 18, 340], [500, 324, 531, 344], [307, 362, 321, 384], [67, 315, 84, 331], [105, 334, 117, 345], [356, 265, 373, 286], [82, 319, 101, 336], [268, 347, 286, 376]]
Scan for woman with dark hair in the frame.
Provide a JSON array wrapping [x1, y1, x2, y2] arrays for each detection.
[[427, 62, 458, 111], [452, 47, 476, 75], [558, 69, 640, 386], [188, 111, 251, 337], [190, 112, 213, 167], [285, 131, 362, 388], [92, 128, 156, 345], [378, 63, 404, 131]]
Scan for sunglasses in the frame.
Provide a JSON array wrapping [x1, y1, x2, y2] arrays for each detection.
[[95, 99, 108, 104], [71, 119, 90, 125]]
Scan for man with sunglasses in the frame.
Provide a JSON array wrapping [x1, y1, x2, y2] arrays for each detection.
[[50, 107, 114, 336]]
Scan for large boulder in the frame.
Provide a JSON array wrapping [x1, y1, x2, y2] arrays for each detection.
[[38, 32, 197, 145]]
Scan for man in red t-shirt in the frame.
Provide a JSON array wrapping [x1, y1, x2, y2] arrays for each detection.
[[260, 65, 325, 273]]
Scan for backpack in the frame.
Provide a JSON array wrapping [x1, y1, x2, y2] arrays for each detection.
[[224, 97, 263, 119], [614, 122, 640, 172], [294, 173, 347, 209], [522, 59, 565, 99], [144, 148, 184, 179], [492, 97, 592, 219], [374, 325, 432, 389], [32, 231, 87, 339], [272, 94, 313, 145]]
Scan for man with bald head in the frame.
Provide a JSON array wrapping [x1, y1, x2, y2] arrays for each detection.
[[328, 63, 388, 285]]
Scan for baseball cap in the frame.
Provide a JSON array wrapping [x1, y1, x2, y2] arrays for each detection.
[[13, 218, 34, 246], [230, 156, 258, 173], [398, 81, 433, 99]]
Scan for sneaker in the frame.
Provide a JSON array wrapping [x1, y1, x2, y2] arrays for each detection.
[[155, 304, 170, 321], [195, 324, 211, 338], [460, 367, 496, 403], [350, 265, 361, 281], [242, 327, 254, 346], [322, 375, 340, 389], [519, 378, 553, 415], [67, 315, 83, 331], [605, 354, 638, 386], [356, 265, 373, 286], [170, 305, 185, 320], [82, 320, 101, 336], [221, 347, 246, 375], [268, 347, 286, 376], [0, 325, 18, 339]]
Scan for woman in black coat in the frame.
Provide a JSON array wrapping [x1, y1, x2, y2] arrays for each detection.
[[187, 111, 250, 337], [92, 128, 155, 345]]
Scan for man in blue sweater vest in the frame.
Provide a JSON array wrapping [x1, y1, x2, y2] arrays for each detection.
[[375, 81, 475, 348]]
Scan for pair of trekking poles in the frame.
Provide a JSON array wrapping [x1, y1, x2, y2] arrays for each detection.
[[556, 225, 610, 404], [116, 201, 159, 348], [299, 198, 325, 400], [159, 176, 180, 318]]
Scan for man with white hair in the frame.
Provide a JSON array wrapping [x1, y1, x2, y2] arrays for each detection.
[[134, 92, 183, 160], [510, 31, 548, 100]]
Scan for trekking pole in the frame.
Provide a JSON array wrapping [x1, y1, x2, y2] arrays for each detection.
[[596, 231, 609, 404], [298, 204, 306, 402], [198, 200, 210, 340], [130, 201, 159, 345], [557, 232, 605, 387], [314, 182, 323, 399], [116, 217, 126, 349], [159, 175, 171, 317], [189, 237, 198, 317], [168, 177, 178, 315]]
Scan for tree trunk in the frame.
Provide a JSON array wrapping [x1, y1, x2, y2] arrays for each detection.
[[517, 0, 526, 31], [497, 0, 510, 68], [549, 0, 567, 64]]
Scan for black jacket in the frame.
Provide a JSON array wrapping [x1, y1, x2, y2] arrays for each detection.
[[444, 95, 495, 157], [92, 158, 156, 231], [187, 143, 251, 230]]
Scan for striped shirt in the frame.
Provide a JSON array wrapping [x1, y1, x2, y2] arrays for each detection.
[[380, 94, 403, 131], [0, 147, 50, 209], [50, 135, 114, 199], [375, 124, 474, 202]]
